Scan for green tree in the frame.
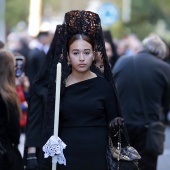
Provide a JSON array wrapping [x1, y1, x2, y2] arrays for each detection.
[[116, 0, 170, 41], [6, 0, 29, 31], [5, 0, 170, 42]]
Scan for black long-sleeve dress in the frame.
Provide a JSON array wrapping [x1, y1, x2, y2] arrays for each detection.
[[57, 76, 118, 170], [25, 76, 119, 170]]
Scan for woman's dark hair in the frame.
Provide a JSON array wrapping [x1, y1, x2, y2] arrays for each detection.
[[0, 50, 22, 118], [68, 34, 95, 52]]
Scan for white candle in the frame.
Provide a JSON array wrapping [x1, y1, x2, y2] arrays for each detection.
[[52, 63, 61, 170]]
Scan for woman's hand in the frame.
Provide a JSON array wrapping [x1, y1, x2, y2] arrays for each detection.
[[20, 73, 30, 92], [26, 153, 38, 170], [109, 117, 124, 129]]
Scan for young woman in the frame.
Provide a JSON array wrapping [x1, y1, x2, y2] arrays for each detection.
[[25, 10, 123, 170], [0, 50, 24, 170]]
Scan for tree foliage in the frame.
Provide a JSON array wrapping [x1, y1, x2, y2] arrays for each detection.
[[5, 0, 170, 41], [6, 0, 29, 31], [113, 0, 170, 41]]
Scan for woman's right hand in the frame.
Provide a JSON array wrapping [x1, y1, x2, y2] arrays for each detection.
[[109, 117, 124, 129], [20, 73, 30, 92], [26, 153, 38, 170]]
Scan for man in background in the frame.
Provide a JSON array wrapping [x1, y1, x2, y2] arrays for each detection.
[[112, 34, 170, 170]]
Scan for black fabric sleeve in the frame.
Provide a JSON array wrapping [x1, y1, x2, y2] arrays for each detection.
[[28, 50, 46, 84], [104, 82, 120, 123], [25, 87, 46, 147], [162, 71, 170, 116]]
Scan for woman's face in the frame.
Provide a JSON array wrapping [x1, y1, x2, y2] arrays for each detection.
[[68, 39, 94, 73], [105, 42, 113, 60], [95, 52, 103, 64]]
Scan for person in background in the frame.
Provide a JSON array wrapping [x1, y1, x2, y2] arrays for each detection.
[[163, 40, 170, 65], [116, 38, 129, 57], [25, 10, 124, 170], [13, 52, 30, 132], [95, 31, 119, 73], [163, 41, 170, 124], [0, 40, 5, 49], [95, 50, 105, 74], [125, 34, 143, 56], [36, 31, 51, 54], [116, 34, 143, 58], [27, 31, 52, 86], [103, 30, 119, 69], [112, 34, 170, 170], [0, 50, 24, 170], [6, 32, 31, 78]]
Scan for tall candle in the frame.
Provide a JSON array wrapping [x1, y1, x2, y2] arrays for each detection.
[[52, 63, 61, 170]]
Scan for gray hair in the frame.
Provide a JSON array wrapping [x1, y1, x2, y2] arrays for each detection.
[[142, 34, 167, 59]]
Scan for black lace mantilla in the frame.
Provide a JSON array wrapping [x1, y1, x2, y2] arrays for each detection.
[[65, 11, 100, 43], [33, 10, 123, 143]]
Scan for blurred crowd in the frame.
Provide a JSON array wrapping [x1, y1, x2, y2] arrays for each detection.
[[1, 26, 170, 170]]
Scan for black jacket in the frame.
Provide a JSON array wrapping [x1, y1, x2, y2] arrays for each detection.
[[0, 96, 23, 170], [27, 48, 46, 85], [0, 96, 20, 145], [112, 51, 170, 125]]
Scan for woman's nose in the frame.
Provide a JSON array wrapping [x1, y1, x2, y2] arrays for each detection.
[[79, 53, 84, 61]]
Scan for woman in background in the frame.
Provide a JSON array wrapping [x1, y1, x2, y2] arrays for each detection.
[[0, 50, 24, 170], [95, 30, 119, 73], [103, 30, 119, 69]]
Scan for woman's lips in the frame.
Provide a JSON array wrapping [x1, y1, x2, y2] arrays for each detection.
[[78, 64, 86, 67]]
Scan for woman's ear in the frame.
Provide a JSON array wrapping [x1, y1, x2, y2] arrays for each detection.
[[67, 55, 70, 61], [67, 56, 71, 65], [93, 51, 96, 60]]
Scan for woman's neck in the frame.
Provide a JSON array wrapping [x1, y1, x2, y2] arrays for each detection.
[[66, 71, 97, 87], [72, 71, 93, 80]]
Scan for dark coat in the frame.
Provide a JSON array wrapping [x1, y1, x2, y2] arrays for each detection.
[[0, 95, 24, 170], [25, 75, 120, 170], [112, 51, 170, 125], [24, 78, 51, 169], [0, 96, 20, 145], [27, 48, 46, 85]]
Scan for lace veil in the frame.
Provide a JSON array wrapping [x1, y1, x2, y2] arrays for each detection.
[[32, 10, 122, 142]]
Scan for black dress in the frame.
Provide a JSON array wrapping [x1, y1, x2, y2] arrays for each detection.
[[57, 76, 118, 170]]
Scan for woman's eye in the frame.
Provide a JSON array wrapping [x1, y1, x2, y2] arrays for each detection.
[[84, 52, 90, 55], [73, 52, 78, 55]]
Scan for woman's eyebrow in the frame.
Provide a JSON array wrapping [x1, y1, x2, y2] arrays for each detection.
[[72, 49, 91, 51], [72, 49, 79, 51]]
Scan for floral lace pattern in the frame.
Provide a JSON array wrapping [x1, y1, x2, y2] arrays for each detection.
[[65, 10, 100, 41], [42, 136, 67, 165]]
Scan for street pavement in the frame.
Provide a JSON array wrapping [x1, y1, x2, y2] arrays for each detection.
[[157, 125, 170, 170]]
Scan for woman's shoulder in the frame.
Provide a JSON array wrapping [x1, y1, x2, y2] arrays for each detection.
[[95, 76, 113, 91], [94, 76, 117, 100], [96, 75, 111, 85]]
